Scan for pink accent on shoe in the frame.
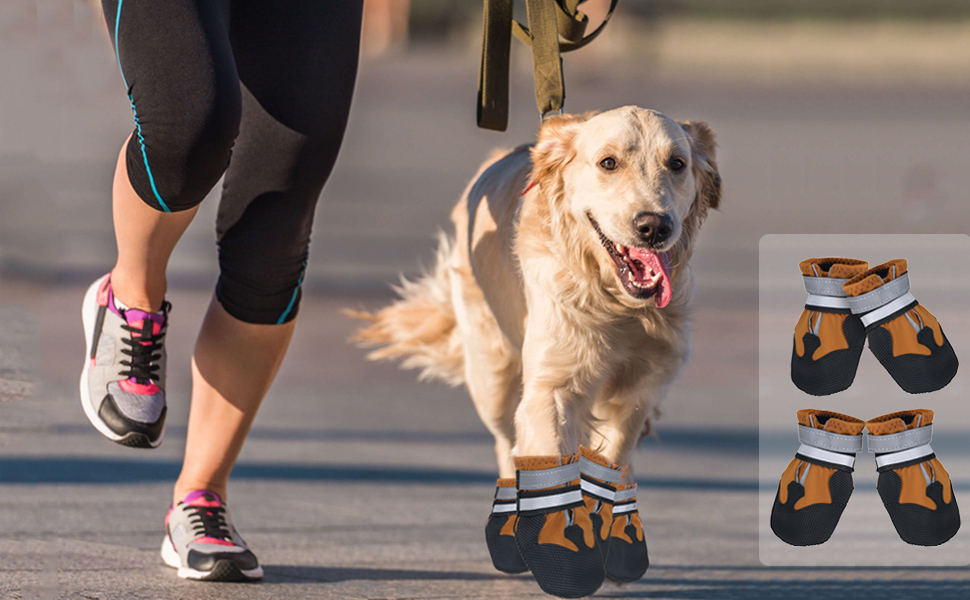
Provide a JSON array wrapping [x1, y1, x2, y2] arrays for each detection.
[[195, 536, 235, 547], [125, 316, 164, 338], [180, 489, 223, 507], [90, 357, 96, 368], [118, 379, 160, 395], [97, 275, 111, 307]]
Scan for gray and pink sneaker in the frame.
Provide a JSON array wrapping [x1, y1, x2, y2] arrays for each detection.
[[161, 490, 263, 581], [80, 273, 168, 448]]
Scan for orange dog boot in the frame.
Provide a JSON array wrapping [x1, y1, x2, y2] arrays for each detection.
[[606, 483, 648, 582], [791, 258, 869, 396], [867, 409, 960, 546], [844, 259, 958, 394], [485, 478, 528, 574], [514, 453, 604, 598], [578, 446, 647, 582], [771, 409, 865, 546]]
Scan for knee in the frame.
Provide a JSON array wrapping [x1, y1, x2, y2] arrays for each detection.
[[216, 213, 309, 325], [216, 254, 307, 325], [126, 83, 241, 213]]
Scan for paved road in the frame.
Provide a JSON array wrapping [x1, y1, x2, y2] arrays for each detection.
[[2, 285, 968, 599], [4, 7, 970, 599]]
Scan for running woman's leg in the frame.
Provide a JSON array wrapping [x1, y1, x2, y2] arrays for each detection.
[[172, 0, 364, 502], [110, 136, 197, 313], [101, 0, 240, 310], [84, 0, 240, 448]]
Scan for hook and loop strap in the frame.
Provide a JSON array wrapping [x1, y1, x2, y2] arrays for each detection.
[[867, 424, 933, 454], [477, 0, 619, 131]]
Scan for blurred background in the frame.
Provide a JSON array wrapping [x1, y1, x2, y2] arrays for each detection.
[[3, 0, 970, 596]]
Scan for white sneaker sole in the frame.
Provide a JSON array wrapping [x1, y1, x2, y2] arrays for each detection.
[[160, 535, 264, 581], [79, 274, 164, 448]]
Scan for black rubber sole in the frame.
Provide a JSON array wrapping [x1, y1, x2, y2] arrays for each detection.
[[194, 560, 262, 582], [115, 432, 155, 448]]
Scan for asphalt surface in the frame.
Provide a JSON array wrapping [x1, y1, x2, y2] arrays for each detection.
[[3, 7, 970, 599]]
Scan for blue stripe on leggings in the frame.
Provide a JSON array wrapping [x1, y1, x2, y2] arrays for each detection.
[[114, 0, 171, 213], [277, 263, 307, 324]]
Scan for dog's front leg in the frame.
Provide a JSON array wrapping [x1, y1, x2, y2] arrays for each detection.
[[513, 320, 595, 457], [590, 364, 682, 480]]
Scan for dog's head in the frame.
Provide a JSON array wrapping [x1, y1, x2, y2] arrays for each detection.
[[529, 106, 721, 309]]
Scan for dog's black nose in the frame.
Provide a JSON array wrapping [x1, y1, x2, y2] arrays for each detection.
[[633, 212, 673, 246]]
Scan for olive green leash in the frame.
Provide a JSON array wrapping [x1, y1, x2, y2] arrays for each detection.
[[477, 0, 619, 131]]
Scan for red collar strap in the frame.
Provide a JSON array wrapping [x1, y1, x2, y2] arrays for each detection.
[[521, 180, 537, 195]]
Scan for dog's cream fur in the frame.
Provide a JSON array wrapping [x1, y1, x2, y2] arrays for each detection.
[[349, 107, 721, 480]]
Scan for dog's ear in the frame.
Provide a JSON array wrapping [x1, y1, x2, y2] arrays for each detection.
[[679, 120, 721, 211], [531, 113, 588, 179]]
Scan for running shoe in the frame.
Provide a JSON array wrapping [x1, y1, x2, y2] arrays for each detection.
[[161, 490, 263, 582], [80, 273, 168, 448]]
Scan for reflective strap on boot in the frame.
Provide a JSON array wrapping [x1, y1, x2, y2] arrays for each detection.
[[858, 293, 918, 327], [798, 425, 864, 453], [795, 444, 856, 469], [517, 462, 580, 489], [875, 443, 935, 469], [867, 424, 933, 454], [804, 276, 852, 310], [847, 273, 917, 327], [580, 478, 616, 502], [492, 485, 518, 514], [579, 456, 625, 483], [806, 294, 851, 310], [518, 487, 584, 513], [803, 276, 851, 297], [612, 502, 637, 515]]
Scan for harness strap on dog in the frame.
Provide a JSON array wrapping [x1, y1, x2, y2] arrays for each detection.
[[478, 0, 619, 131]]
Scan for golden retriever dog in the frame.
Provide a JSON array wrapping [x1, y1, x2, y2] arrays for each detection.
[[349, 106, 721, 481]]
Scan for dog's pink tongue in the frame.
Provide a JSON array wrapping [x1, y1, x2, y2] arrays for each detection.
[[627, 248, 673, 308]]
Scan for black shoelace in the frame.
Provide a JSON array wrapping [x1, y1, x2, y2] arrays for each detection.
[[186, 504, 232, 541], [119, 303, 168, 384]]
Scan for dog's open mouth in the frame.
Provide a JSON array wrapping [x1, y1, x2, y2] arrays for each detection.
[[588, 213, 672, 307]]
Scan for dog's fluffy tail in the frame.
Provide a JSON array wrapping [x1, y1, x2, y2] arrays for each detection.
[[344, 232, 464, 386]]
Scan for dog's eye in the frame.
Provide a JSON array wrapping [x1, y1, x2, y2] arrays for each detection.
[[599, 157, 617, 171], [669, 157, 686, 172]]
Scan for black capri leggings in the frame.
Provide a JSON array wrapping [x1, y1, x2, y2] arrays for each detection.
[[101, 0, 363, 324]]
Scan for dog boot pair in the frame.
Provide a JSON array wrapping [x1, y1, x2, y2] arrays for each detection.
[[791, 258, 870, 396], [867, 409, 960, 546], [844, 259, 959, 394], [578, 446, 649, 582], [771, 409, 865, 546], [512, 453, 604, 598]]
